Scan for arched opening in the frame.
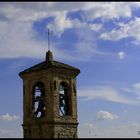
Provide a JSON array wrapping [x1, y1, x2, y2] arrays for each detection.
[[59, 81, 70, 116], [32, 82, 46, 118]]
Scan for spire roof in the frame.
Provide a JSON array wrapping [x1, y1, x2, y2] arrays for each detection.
[[19, 51, 80, 76]]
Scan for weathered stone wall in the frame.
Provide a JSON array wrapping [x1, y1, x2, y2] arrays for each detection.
[[54, 124, 78, 138], [21, 68, 79, 138]]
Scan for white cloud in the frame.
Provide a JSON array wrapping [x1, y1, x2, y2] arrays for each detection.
[[0, 2, 104, 60], [89, 23, 103, 31], [0, 2, 138, 26], [47, 11, 73, 37], [100, 17, 140, 43], [97, 110, 118, 120], [0, 20, 47, 59], [0, 2, 139, 60], [78, 86, 138, 105], [0, 113, 20, 121], [47, 14, 103, 37], [83, 2, 132, 21], [118, 51, 125, 59], [84, 123, 95, 129], [0, 2, 55, 22], [1, 2, 135, 22]]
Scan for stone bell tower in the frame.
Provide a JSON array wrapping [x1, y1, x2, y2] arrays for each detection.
[[19, 50, 80, 138]]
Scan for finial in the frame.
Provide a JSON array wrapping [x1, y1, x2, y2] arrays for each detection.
[[45, 28, 53, 62], [47, 28, 51, 51], [46, 50, 53, 62]]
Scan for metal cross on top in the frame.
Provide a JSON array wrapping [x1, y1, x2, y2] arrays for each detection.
[[47, 28, 51, 51]]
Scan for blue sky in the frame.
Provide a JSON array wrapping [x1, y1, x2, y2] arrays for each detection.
[[1, 2, 140, 138]]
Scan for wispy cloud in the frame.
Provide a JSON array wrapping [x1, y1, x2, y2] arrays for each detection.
[[79, 121, 140, 138], [120, 82, 140, 99], [0, 127, 22, 138], [0, 113, 20, 121], [78, 84, 140, 105], [84, 122, 95, 129], [97, 110, 118, 121]]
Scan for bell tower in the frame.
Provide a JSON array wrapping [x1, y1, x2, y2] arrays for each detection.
[[19, 50, 80, 138]]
